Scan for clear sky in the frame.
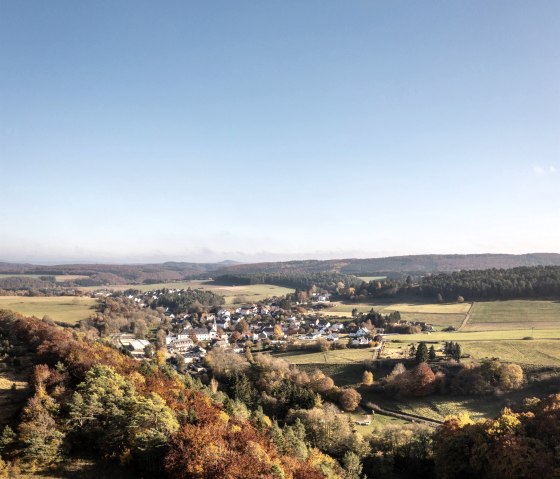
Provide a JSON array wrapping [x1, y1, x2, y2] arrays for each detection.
[[1, 1, 559, 263]]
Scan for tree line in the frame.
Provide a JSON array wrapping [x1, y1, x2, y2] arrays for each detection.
[[213, 272, 364, 291], [419, 265, 560, 300]]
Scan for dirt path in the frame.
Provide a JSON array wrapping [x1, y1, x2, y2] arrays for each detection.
[[457, 302, 475, 331]]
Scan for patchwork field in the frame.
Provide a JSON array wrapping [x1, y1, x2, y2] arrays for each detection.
[[0, 296, 97, 323], [82, 280, 294, 304]]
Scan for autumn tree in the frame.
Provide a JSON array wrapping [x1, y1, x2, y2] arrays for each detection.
[[362, 370, 374, 386], [338, 389, 361, 412]]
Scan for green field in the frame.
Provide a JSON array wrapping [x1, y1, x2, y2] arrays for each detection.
[[323, 301, 470, 329], [274, 348, 378, 365], [386, 328, 560, 342], [465, 300, 560, 331], [0, 296, 97, 323], [82, 280, 294, 304], [462, 340, 560, 366], [327, 301, 470, 315], [363, 392, 504, 422], [349, 412, 408, 433]]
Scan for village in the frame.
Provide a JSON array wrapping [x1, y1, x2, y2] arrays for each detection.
[[110, 287, 436, 369]]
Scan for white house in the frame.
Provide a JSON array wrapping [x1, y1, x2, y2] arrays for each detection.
[[170, 338, 195, 353], [192, 327, 217, 342], [351, 328, 370, 338]]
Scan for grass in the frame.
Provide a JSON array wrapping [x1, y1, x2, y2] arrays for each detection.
[[465, 300, 560, 331], [274, 348, 377, 365], [327, 301, 471, 315], [0, 296, 97, 323], [383, 337, 560, 367], [364, 392, 504, 422], [82, 280, 294, 304], [323, 301, 470, 330], [273, 348, 376, 387], [349, 412, 408, 433], [400, 312, 467, 329], [297, 363, 365, 387], [462, 340, 560, 366], [386, 328, 560, 342], [0, 274, 89, 282]]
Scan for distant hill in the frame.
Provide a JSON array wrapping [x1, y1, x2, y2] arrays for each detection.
[[214, 254, 560, 276], [0, 254, 559, 285], [0, 261, 239, 285]]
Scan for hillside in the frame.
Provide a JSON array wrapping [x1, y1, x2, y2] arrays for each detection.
[[1, 254, 560, 286], [215, 253, 560, 276]]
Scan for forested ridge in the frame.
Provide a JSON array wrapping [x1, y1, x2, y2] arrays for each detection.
[[420, 266, 560, 300], [1, 253, 560, 287]]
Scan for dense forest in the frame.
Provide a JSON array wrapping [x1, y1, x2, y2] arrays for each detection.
[[149, 288, 225, 314], [213, 273, 364, 291], [419, 266, 560, 300], [333, 266, 560, 302]]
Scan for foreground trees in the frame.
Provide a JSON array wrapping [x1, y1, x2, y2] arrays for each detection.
[[434, 395, 560, 478], [0, 311, 331, 478]]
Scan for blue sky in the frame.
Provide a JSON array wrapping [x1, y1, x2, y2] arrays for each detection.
[[1, 1, 559, 263]]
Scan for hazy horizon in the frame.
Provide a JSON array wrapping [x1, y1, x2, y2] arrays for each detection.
[[2, 1, 559, 261], [2, 250, 560, 266]]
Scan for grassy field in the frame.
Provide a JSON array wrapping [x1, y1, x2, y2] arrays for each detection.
[[323, 301, 470, 329], [274, 348, 377, 365], [363, 392, 504, 422], [274, 349, 376, 387], [462, 340, 560, 366], [349, 412, 408, 433], [0, 296, 97, 323], [327, 301, 470, 315], [0, 274, 89, 282], [82, 280, 294, 304], [384, 336, 560, 366], [465, 300, 560, 331], [386, 328, 560, 342]]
